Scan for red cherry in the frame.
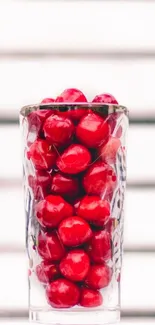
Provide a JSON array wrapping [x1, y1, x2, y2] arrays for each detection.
[[73, 197, 82, 215], [56, 144, 91, 175], [92, 93, 118, 104], [43, 115, 74, 146], [76, 113, 110, 149], [78, 196, 110, 226], [99, 137, 121, 164], [35, 261, 60, 283], [27, 139, 57, 170], [37, 231, 65, 262], [56, 88, 87, 103], [85, 264, 112, 290], [46, 278, 80, 308], [86, 230, 111, 263], [58, 216, 92, 247], [80, 288, 103, 307], [67, 109, 88, 122], [83, 161, 117, 197], [60, 249, 90, 282], [28, 170, 51, 200], [56, 108, 89, 123], [35, 195, 73, 228], [51, 173, 79, 198], [41, 98, 55, 103]]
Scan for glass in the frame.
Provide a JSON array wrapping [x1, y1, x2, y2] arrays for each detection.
[[20, 101, 128, 325]]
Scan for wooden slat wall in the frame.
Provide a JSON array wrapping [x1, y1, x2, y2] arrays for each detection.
[[0, 0, 155, 320]]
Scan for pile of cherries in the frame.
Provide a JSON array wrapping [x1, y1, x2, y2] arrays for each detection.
[[26, 88, 122, 309]]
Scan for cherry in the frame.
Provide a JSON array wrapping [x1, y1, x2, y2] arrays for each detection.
[[41, 98, 55, 103], [28, 170, 51, 200], [46, 278, 80, 308], [83, 161, 117, 197], [60, 249, 90, 282], [58, 216, 92, 247], [27, 139, 57, 170], [92, 93, 118, 104], [80, 288, 103, 307], [37, 231, 65, 262], [56, 144, 91, 175], [36, 194, 73, 228], [56, 88, 87, 103], [35, 261, 60, 283], [43, 115, 74, 146], [86, 230, 111, 263], [99, 137, 121, 164], [85, 264, 112, 290], [78, 196, 110, 226], [51, 172, 79, 198], [76, 113, 110, 148]]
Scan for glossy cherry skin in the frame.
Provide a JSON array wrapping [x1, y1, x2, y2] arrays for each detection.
[[56, 144, 91, 175], [37, 231, 65, 262], [80, 288, 103, 307], [86, 230, 111, 263], [58, 216, 92, 247], [41, 98, 55, 103], [51, 173, 79, 198], [35, 261, 60, 283], [76, 113, 110, 148], [46, 278, 80, 308], [83, 161, 117, 197], [56, 88, 87, 103], [28, 170, 51, 200], [92, 93, 118, 104], [60, 249, 90, 282], [35, 195, 73, 228], [99, 137, 121, 164], [27, 139, 57, 170], [43, 114, 74, 146], [85, 264, 112, 290], [78, 196, 110, 226]]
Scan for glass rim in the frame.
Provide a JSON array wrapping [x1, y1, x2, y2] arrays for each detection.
[[20, 102, 129, 117]]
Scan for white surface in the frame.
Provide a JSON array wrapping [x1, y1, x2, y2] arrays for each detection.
[[1, 125, 155, 182], [0, 186, 154, 250], [0, 253, 154, 311], [0, 1, 155, 52], [1, 59, 155, 116]]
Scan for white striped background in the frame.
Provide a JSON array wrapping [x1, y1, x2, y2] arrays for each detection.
[[0, 1, 155, 324]]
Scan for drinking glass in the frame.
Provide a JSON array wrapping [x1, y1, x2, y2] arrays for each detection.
[[20, 101, 128, 324]]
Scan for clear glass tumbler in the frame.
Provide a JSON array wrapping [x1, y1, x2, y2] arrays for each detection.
[[20, 99, 128, 325]]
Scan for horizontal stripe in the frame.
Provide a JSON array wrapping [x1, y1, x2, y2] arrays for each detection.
[[0, 253, 154, 311], [0, 2, 155, 52], [1, 116, 155, 125], [0, 186, 154, 250], [1, 50, 155, 60]]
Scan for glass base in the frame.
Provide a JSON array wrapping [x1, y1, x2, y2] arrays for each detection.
[[30, 307, 120, 325]]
